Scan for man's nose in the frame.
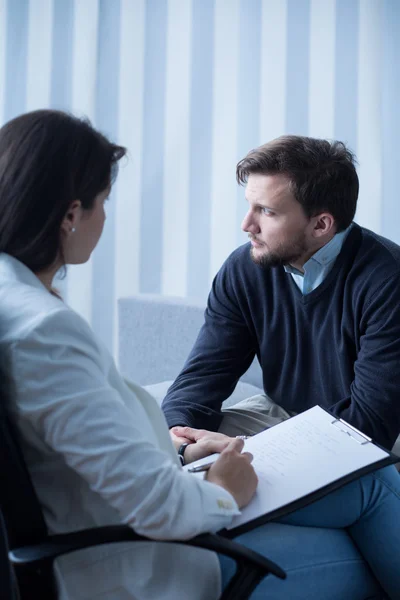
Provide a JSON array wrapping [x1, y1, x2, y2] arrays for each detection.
[[241, 212, 260, 234]]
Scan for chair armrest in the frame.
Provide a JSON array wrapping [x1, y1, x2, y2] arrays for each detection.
[[9, 524, 285, 600]]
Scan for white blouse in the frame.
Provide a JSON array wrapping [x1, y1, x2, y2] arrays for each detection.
[[0, 253, 239, 600]]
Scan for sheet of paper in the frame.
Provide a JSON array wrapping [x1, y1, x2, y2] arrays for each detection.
[[227, 405, 388, 530]]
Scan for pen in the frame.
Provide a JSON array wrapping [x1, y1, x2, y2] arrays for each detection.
[[187, 437, 250, 473], [187, 461, 214, 473]]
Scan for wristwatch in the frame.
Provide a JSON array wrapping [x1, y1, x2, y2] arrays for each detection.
[[178, 443, 190, 466]]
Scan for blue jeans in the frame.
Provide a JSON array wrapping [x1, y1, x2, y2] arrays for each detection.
[[219, 466, 400, 599]]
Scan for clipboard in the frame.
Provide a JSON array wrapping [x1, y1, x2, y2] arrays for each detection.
[[330, 417, 372, 444], [213, 406, 400, 539]]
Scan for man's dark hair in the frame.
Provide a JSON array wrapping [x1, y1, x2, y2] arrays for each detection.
[[0, 109, 126, 272], [236, 135, 359, 232]]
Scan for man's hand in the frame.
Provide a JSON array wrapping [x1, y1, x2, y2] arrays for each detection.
[[170, 426, 234, 464], [169, 426, 193, 451]]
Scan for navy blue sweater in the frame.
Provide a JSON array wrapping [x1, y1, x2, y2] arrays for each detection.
[[162, 224, 400, 449]]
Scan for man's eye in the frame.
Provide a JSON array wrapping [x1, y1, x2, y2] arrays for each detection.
[[261, 208, 273, 215]]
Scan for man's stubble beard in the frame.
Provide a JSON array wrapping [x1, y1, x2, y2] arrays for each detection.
[[249, 233, 308, 269]]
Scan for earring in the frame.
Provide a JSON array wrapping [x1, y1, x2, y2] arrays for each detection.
[[71, 227, 76, 234]]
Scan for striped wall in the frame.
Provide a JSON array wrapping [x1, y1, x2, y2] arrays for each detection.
[[0, 0, 399, 357]]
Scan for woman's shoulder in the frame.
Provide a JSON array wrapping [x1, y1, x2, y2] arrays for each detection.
[[0, 279, 93, 349]]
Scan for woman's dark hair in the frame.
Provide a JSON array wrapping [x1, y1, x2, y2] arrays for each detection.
[[236, 135, 359, 232], [0, 109, 126, 272]]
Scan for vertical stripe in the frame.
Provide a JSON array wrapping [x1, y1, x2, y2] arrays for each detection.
[[139, 0, 168, 294], [49, 0, 72, 302], [4, 0, 29, 121], [210, 0, 240, 280], [91, 0, 121, 351], [334, 0, 359, 152], [50, 0, 74, 109], [66, 0, 99, 324], [308, 0, 335, 139], [49, 0, 71, 334], [355, 0, 382, 232], [285, 0, 311, 135], [25, 0, 53, 112], [161, 0, 192, 297], [236, 0, 262, 247], [259, 0, 287, 143], [114, 0, 145, 306], [187, 0, 215, 299], [381, 0, 400, 245], [0, 0, 7, 125]]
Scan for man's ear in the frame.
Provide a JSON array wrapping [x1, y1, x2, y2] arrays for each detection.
[[312, 213, 336, 239], [60, 200, 82, 235]]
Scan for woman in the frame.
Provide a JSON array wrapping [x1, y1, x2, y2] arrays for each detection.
[[0, 110, 398, 600]]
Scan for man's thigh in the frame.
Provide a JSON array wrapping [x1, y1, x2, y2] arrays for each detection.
[[218, 394, 294, 436], [219, 523, 384, 600]]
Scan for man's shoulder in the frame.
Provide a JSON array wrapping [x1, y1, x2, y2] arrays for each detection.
[[360, 227, 400, 258], [357, 227, 400, 279], [342, 227, 400, 306]]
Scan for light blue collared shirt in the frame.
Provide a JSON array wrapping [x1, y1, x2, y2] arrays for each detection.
[[284, 223, 353, 294]]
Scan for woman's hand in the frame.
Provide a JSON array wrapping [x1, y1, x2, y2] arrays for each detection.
[[207, 438, 258, 509], [170, 426, 234, 464]]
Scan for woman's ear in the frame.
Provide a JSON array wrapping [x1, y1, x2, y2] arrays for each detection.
[[60, 200, 82, 236]]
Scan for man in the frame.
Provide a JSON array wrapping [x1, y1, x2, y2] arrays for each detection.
[[162, 135, 400, 451]]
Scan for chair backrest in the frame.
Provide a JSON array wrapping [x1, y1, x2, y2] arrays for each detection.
[[0, 388, 57, 599], [0, 413, 48, 550], [0, 509, 17, 600]]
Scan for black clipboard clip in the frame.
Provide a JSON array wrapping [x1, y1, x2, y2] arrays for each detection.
[[331, 418, 372, 445]]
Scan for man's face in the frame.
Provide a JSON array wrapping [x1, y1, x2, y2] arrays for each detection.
[[241, 173, 314, 269]]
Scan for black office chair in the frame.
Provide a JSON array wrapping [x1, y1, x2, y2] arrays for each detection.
[[0, 410, 285, 600]]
